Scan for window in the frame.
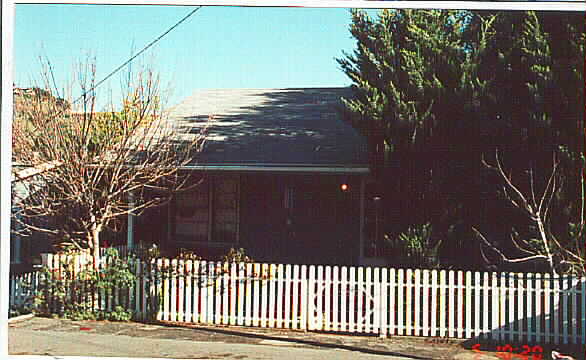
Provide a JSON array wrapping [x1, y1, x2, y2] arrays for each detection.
[[212, 177, 238, 243], [175, 176, 239, 245]]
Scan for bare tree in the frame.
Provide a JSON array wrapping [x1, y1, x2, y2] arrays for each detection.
[[12, 56, 207, 268], [473, 150, 585, 276]]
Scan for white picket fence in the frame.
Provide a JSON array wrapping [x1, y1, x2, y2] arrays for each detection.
[[9, 259, 586, 345], [9, 271, 40, 309]]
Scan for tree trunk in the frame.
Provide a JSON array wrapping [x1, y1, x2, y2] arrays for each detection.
[[90, 220, 102, 271], [89, 218, 103, 312], [536, 216, 557, 276]]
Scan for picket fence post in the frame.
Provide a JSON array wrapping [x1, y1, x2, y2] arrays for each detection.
[[332, 266, 339, 332], [325, 265, 332, 332], [307, 265, 315, 331], [193, 260, 201, 324], [489, 272, 498, 341], [300, 265, 308, 331], [340, 266, 348, 332], [404, 268, 412, 336], [208, 261, 216, 324], [237, 262, 245, 326], [421, 269, 429, 337], [10, 258, 586, 345], [349, 266, 356, 333], [379, 267, 388, 337], [229, 262, 237, 326], [373, 267, 380, 335], [283, 264, 291, 328], [429, 269, 436, 337], [363, 266, 370, 333], [269, 263, 277, 328], [276, 264, 284, 328], [260, 263, 269, 327], [465, 271, 472, 339]]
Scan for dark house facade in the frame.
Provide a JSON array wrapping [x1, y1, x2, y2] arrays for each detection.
[[128, 88, 383, 266]]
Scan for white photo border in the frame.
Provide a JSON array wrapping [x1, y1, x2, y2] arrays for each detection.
[[2, 1, 584, 360]]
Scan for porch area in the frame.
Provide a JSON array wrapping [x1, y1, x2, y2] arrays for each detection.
[[132, 172, 368, 266]]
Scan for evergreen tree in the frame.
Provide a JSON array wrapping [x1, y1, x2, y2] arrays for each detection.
[[338, 9, 584, 272], [337, 9, 493, 248]]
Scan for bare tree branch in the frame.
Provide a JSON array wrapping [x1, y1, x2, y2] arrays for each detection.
[[476, 150, 584, 276], [12, 56, 207, 267], [473, 227, 549, 264]]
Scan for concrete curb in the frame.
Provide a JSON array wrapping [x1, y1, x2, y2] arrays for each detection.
[[8, 313, 34, 323]]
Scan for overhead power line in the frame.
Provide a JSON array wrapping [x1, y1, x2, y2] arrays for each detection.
[[72, 6, 203, 107]]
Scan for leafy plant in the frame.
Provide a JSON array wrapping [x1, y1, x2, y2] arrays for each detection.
[[9, 303, 33, 318], [385, 223, 442, 269], [106, 305, 133, 321], [177, 248, 201, 261], [131, 242, 160, 262], [222, 248, 254, 263], [33, 248, 136, 321]]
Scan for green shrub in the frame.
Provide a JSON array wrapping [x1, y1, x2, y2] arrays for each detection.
[[9, 303, 33, 318], [106, 306, 133, 321], [385, 223, 442, 269], [34, 248, 136, 321]]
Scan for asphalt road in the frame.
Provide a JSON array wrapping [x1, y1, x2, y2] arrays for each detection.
[[7, 317, 503, 360], [9, 327, 424, 359]]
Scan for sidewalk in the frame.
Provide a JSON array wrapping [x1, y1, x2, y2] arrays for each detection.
[[6, 316, 511, 359]]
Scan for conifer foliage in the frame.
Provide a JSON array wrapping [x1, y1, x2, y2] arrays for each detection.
[[338, 10, 584, 274]]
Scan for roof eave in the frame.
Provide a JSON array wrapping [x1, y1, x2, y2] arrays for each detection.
[[180, 164, 370, 174]]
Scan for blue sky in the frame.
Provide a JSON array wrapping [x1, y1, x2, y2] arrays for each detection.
[[14, 5, 368, 109]]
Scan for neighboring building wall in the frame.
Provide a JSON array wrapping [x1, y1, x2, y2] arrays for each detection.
[[11, 170, 54, 274]]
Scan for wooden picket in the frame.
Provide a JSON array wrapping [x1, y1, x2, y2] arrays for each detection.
[[10, 259, 586, 345], [340, 266, 348, 331], [289, 265, 296, 329], [373, 267, 380, 334], [260, 263, 268, 328], [404, 268, 411, 336], [429, 269, 436, 337], [465, 271, 472, 339]]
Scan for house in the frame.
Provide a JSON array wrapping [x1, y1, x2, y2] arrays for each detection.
[[129, 88, 386, 266], [10, 162, 58, 273]]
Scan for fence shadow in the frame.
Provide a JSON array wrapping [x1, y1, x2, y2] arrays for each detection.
[[153, 321, 434, 360], [460, 338, 585, 360], [460, 276, 585, 360]]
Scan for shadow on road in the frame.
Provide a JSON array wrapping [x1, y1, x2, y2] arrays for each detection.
[[156, 321, 435, 360]]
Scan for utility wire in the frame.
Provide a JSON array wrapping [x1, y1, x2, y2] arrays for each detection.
[[71, 6, 202, 108]]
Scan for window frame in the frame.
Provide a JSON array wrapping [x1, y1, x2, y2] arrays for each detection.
[[173, 174, 240, 247]]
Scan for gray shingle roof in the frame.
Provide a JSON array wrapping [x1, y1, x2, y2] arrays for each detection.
[[169, 88, 369, 171]]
